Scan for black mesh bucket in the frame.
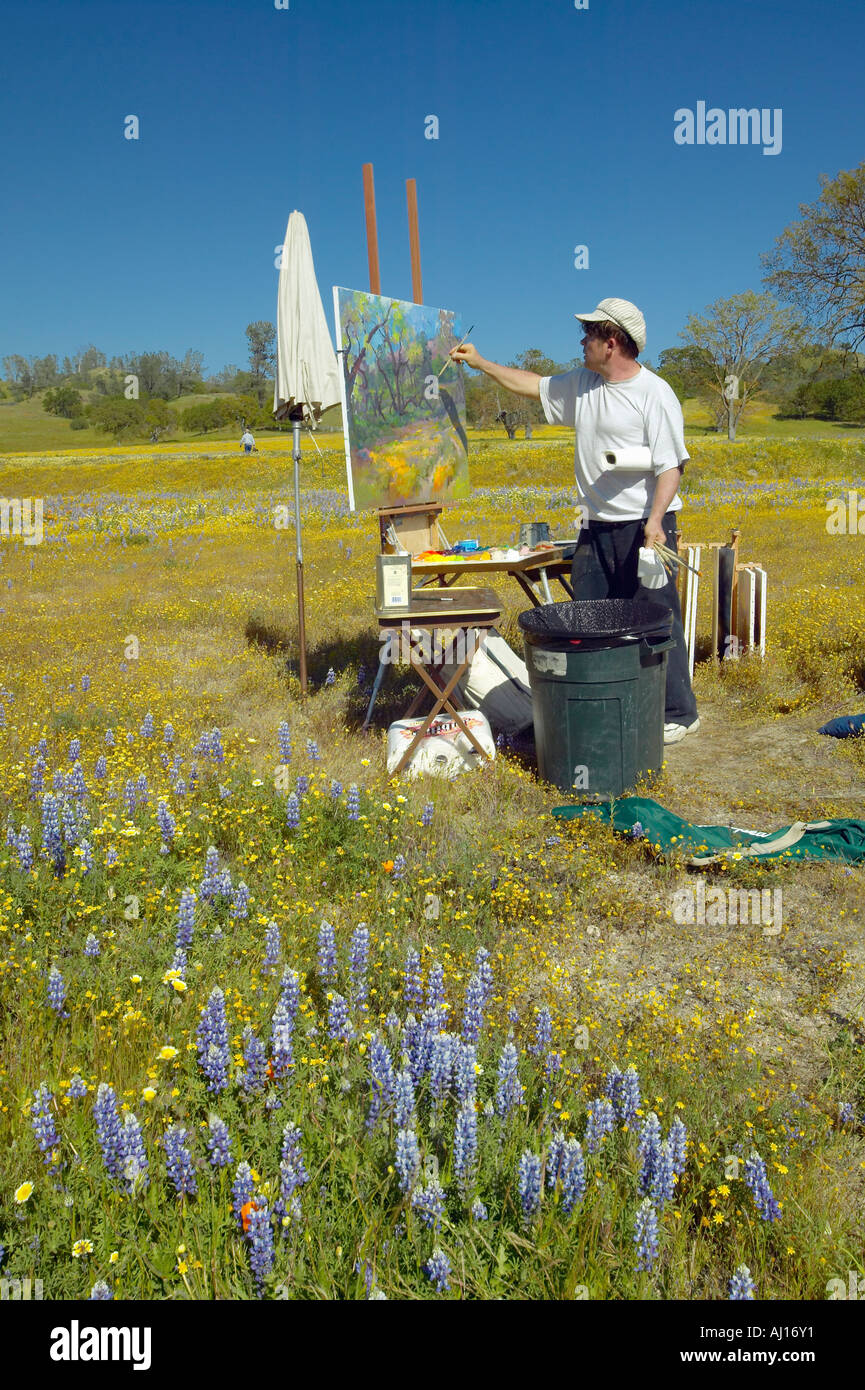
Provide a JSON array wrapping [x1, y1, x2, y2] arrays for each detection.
[[518, 598, 672, 651]]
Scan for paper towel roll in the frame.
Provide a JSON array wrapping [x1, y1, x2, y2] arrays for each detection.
[[600, 446, 653, 471]]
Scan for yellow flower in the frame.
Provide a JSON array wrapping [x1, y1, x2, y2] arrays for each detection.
[[109, 1252, 119, 1264], [171, 979, 187, 993], [142, 1088, 156, 1103], [159, 1046, 178, 1060], [177, 1260, 188, 1275], [72, 1239, 94, 1257], [130, 975, 142, 984], [14, 1180, 34, 1203], [360, 759, 370, 767]]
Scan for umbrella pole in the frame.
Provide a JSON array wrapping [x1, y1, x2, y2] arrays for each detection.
[[293, 416, 308, 695]]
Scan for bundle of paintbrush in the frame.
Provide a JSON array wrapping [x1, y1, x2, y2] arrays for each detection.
[[653, 540, 702, 577]]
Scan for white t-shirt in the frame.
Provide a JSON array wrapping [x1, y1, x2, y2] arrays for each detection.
[[539, 364, 688, 522]]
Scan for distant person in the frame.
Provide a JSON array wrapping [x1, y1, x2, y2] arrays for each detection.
[[451, 298, 699, 743], [240, 428, 255, 454]]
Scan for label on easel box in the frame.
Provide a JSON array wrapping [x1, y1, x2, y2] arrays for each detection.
[[377, 554, 411, 609]]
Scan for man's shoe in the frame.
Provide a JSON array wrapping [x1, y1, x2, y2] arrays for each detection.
[[664, 716, 701, 745]]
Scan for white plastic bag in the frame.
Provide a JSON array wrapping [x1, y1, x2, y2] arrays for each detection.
[[386, 711, 496, 779], [439, 628, 534, 734]]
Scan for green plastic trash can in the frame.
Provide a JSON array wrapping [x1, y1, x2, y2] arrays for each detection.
[[517, 599, 676, 798]]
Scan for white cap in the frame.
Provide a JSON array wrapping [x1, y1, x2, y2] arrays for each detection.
[[575, 297, 647, 351]]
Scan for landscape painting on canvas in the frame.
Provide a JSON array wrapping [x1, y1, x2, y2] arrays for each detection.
[[333, 287, 469, 512]]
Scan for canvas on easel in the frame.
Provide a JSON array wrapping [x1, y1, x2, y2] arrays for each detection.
[[333, 287, 469, 513]]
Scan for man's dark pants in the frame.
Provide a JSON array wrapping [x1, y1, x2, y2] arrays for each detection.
[[569, 510, 698, 725]]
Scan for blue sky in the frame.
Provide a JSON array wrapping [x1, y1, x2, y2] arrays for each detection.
[[1, 0, 863, 376]]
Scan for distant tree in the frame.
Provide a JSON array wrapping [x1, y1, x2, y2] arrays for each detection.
[[2, 354, 34, 399], [33, 355, 59, 390], [680, 291, 805, 440], [87, 397, 148, 440], [245, 322, 276, 404], [43, 386, 84, 419], [656, 345, 716, 403], [762, 161, 865, 353]]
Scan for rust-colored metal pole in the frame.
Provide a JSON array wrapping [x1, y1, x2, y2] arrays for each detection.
[[406, 178, 423, 303], [362, 163, 381, 294]]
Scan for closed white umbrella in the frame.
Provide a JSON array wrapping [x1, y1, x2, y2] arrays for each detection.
[[273, 210, 342, 693]]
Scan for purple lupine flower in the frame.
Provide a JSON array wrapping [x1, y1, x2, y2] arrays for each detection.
[[454, 1042, 478, 1103], [367, 1034, 395, 1130], [209, 728, 225, 763], [470, 1198, 488, 1222], [346, 783, 359, 821], [196, 987, 230, 1092], [230, 882, 249, 920], [218, 784, 231, 800], [89, 1281, 112, 1300], [105, 728, 115, 748], [454, 1100, 478, 1190], [604, 1065, 623, 1113], [123, 779, 137, 817], [653, 1141, 676, 1212], [295, 774, 309, 798], [83, 933, 100, 958], [461, 974, 484, 1044], [270, 998, 295, 1079], [394, 1069, 415, 1128], [136, 773, 148, 805], [743, 1154, 782, 1222], [263, 921, 281, 975], [119, 1112, 149, 1193], [412, 1180, 445, 1230], [547, 1131, 567, 1189], [330, 779, 342, 799], [494, 1042, 524, 1119], [232, 1163, 254, 1224], [157, 800, 176, 849], [31, 1085, 60, 1167], [630, 821, 644, 839], [395, 1128, 421, 1194], [405, 1009, 440, 1084], [668, 1116, 687, 1175], [67, 1074, 87, 1099], [517, 1151, 542, 1221], [163, 723, 174, 744], [105, 846, 117, 868], [61, 799, 80, 848], [238, 1027, 268, 1095], [634, 1198, 659, 1272], [278, 721, 292, 762], [357, 663, 367, 687], [306, 738, 320, 762], [279, 967, 301, 1019], [30, 756, 46, 798], [422, 802, 434, 828], [475, 946, 494, 1008], [276, 1161, 302, 1232], [245, 1203, 274, 1293], [728, 1265, 757, 1300], [403, 948, 423, 1011], [206, 1115, 232, 1168], [529, 1006, 552, 1057], [317, 920, 337, 981], [140, 712, 154, 738], [68, 762, 87, 799], [424, 1248, 451, 1293], [348, 923, 370, 1008], [199, 846, 220, 901], [94, 755, 106, 779], [544, 1051, 562, 1080], [281, 1124, 309, 1184], [392, 853, 406, 882], [429, 1032, 456, 1109], [69, 737, 81, 762], [93, 1083, 123, 1180], [81, 674, 91, 693], [327, 992, 353, 1042], [47, 966, 68, 1018], [324, 667, 336, 686], [638, 1113, 662, 1194], [17, 825, 33, 872], [426, 962, 445, 1012], [285, 793, 300, 829], [584, 1098, 616, 1154], [620, 1066, 641, 1125], [41, 794, 64, 873], [175, 889, 195, 950], [163, 1125, 197, 1197], [561, 1140, 586, 1215]]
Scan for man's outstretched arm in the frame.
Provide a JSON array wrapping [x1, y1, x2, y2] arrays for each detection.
[[449, 343, 541, 399]]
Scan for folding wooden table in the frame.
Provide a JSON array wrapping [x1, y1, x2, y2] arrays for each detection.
[[372, 587, 502, 774], [411, 549, 572, 607]]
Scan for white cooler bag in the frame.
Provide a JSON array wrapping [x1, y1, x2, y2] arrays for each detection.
[[386, 711, 496, 779]]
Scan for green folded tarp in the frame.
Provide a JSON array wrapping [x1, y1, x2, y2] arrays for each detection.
[[551, 795, 865, 865]]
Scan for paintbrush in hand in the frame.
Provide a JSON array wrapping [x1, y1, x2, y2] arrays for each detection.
[[438, 325, 475, 378]]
